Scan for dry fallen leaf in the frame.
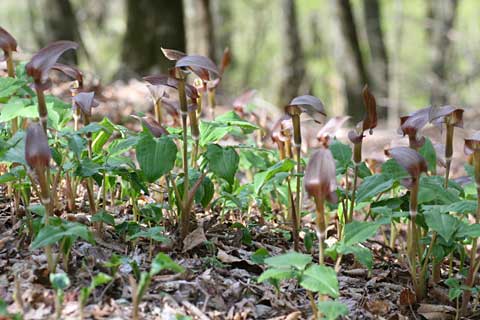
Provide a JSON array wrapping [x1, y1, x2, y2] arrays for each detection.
[[183, 226, 207, 252], [399, 287, 416, 305]]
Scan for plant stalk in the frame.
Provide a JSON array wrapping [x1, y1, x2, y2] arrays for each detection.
[[177, 72, 190, 240], [314, 196, 326, 265], [461, 152, 480, 314]]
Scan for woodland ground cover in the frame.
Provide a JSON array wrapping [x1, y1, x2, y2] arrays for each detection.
[[1, 27, 480, 320]]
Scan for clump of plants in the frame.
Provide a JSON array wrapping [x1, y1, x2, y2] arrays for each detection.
[[2, 23, 480, 319]]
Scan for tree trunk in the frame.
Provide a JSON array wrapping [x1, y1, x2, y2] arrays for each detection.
[[427, 0, 458, 106], [388, 0, 404, 128], [363, 0, 389, 119], [331, 0, 369, 121], [41, 0, 82, 64], [211, 0, 232, 60], [121, 0, 186, 77], [184, 0, 216, 59], [278, 0, 306, 105]]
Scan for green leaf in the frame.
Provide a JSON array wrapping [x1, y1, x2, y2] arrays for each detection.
[[76, 159, 102, 177], [127, 226, 170, 243], [356, 174, 394, 203], [31, 223, 94, 250], [446, 201, 477, 215], [91, 211, 115, 226], [135, 134, 177, 182], [419, 176, 460, 205], [330, 140, 352, 173], [253, 159, 296, 194], [50, 273, 70, 290], [0, 77, 26, 101], [92, 117, 117, 153], [177, 170, 214, 207], [264, 252, 312, 270], [251, 248, 270, 264], [92, 273, 112, 287], [424, 210, 460, 242], [150, 253, 184, 275], [199, 121, 234, 146], [419, 138, 437, 173], [337, 244, 373, 270], [381, 159, 409, 181], [205, 144, 239, 185], [456, 223, 480, 239], [300, 265, 339, 298], [343, 221, 380, 246], [317, 301, 349, 320], [257, 268, 294, 283], [215, 111, 259, 133]]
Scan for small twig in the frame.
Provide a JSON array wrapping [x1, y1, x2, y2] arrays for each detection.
[[182, 300, 210, 320]]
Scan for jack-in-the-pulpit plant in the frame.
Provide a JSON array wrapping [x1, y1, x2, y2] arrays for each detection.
[[347, 86, 377, 223], [0, 27, 18, 132], [304, 147, 337, 265], [385, 146, 428, 300], [461, 132, 480, 314], [25, 41, 78, 132], [285, 95, 326, 250], [25, 122, 55, 272], [429, 106, 464, 187]]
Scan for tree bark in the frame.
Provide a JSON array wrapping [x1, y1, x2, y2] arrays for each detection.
[[331, 0, 369, 122], [363, 0, 389, 119], [121, 0, 186, 77], [427, 0, 458, 106], [278, 0, 306, 105], [41, 0, 82, 64], [184, 0, 216, 59]]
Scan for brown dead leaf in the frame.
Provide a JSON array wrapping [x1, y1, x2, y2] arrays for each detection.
[[217, 249, 242, 263], [399, 287, 416, 305], [417, 303, 455, 319], [183, 226, 207, 252], [365, 300, 390, 315]]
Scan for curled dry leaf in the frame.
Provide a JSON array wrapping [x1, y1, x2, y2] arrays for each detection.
[[0, 26, 17, 60], [385, 146, 428, 179], [73, 92, 98, 117], [219, 47, 231, 75], [50, 63, 83, 87], [304, 148, 337, 203], [348, 86, 377, 145], [25, 122, 51, 170], [25, 41, 79, 89], [361, 85, 378, 132]]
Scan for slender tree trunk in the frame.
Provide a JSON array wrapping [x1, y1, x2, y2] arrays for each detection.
[[121, 0, 186, 77], [278, 0, 306, 105], [388, 0, 404, 128], [427, 0, 458, 107], [41, 0, 82, 64], [184, 0, 216, 59], [363, 0, 389, 119], [331, 0, 369, 122], [211, 0, 232, 60]]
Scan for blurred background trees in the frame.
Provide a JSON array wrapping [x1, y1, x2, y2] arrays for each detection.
[[1, 0, 476, 122]]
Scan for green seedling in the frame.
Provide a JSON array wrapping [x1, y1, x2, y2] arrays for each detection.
[[50, 273, 70, 320]]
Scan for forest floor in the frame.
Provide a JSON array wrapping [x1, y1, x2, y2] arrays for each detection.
[[1, 80, 478, 319]]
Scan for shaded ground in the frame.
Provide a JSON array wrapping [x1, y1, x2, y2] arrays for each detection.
[[1, 81, 478, 319]]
